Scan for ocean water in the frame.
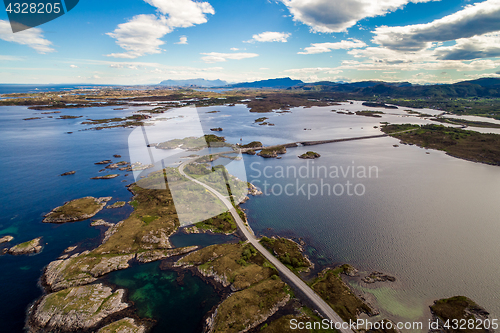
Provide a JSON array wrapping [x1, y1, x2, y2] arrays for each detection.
[[0, 100, 499, 332]]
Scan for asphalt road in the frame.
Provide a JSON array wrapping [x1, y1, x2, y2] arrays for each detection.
[[179, 157, 355, 333]]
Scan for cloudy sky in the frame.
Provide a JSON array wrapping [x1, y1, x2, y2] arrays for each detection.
[[1, 0, 500, 84]]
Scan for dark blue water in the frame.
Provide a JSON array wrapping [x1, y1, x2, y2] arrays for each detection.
[[0, 104, 159, 331], [1, 100, 500, 332]]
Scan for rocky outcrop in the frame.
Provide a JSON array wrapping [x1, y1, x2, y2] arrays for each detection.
[[8, 237, 43, 255], [43, 252, 135, 292], [362, 271, 396, 283], [43, 197, 112, 223], [248, 183, 263, 196], [0, 235, 14, 244], [106, 201, 126, 209], [257, 146, 287, 158], [91, 219, 115, 228], [136, 246, 198, 263], [98, 318, 146, 333], [29, 283, 129, 332], [60, 171, 76, 176], [140, 229, 172, 249], [95, 160, 112, 165], [298, 151, 321, 159], [429, 296, 492, 333], [91, 174, 119, 179], [210, 127, 223, 132]]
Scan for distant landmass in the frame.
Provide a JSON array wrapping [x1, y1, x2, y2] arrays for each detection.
[[295, 78, 500, 98], [159, 79, 227, 87], [227, 77, 303, 88]]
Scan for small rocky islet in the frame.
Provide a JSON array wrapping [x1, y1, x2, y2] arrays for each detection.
[[298, 151, 321, 159], [24, 156, 493, 332], [43, 196, 111, 223], [7, 237, 43, 255]]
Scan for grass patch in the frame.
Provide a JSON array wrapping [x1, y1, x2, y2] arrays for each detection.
[[430, 296, 490, 332], [260, 237, 310, 271], [310, 269, 372, 322], [212, 278, 289, 333], [382, 124, 500, 165], [195, 211, 237, 233]]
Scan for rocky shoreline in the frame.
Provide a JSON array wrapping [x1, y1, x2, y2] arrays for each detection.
[[43, 197, 111, 223], [6, 237, 43, 255]]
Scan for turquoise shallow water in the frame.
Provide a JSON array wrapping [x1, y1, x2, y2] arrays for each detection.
[[105, 262, 221, 333]]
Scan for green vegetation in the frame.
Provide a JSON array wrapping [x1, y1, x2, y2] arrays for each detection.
[[43, 197, 106, 223], [195, 211, 237, 234], [212, 278, 289, 333], [258, 146, 287, 158], [178, 243, 276, 291], [430, 117, 500, 128], [355, 111, 384, 117], [155, 134, 229, 150], [298, 151, 321, 159], [260, 310, 337, 333], [310, 268, 373, 322], [179, 243, 293, 333], [96, 178, 179, 254], [362, 102, 397, 109], [260, 237, 311, 271], [245, 93, 330, 113], [382, 124, 500, 165], [241, 141, 263, 148], [107, 201, 126, 209], [430, 296, 490, 333], [97, 318, 145, 333], [385, 98, 500, 120], [255, 117, 269, 123]]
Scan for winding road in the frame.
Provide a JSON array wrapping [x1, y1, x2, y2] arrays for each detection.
[[179, 151, 356, 333]]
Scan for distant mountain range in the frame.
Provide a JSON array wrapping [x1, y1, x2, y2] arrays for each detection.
[[226, 77, 304, 88], [157, 77, 500, 98], [295, 78, 500, 98], [159, 79, 227, 87]]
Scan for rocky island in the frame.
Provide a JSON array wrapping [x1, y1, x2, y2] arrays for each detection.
[[8, 237, 43, 255], [43, 197, 112, 223], [0, 235, 14, 244], [298, 151, 321, 159], [430, 296, 493, 333], [258, 146, 287, 158], [28, 283, 130, 332]]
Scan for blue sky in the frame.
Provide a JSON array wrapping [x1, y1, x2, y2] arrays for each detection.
[[1, 0, 500, 84]]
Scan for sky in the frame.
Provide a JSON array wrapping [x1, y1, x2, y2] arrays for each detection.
[[1, 0, 500, 85]]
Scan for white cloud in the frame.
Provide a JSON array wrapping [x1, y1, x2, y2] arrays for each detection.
[[107, 0, 213, 58], [298, 39, 367, 54], [144, 0, 214, 27], [280, 0, 437, 33], [246, 31, 291, 43], [230, 47, 240, 51], [435, 33, 500, 60], [0, 20, 54, 53], [70, 65, 78, 68], [373, 0, 500, 51], [200, 52, 259, 63], [107, 15, 171, 58], [176, 36, 188, 44]]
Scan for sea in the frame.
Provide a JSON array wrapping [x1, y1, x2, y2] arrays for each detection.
[[0, 95, 499, 332]]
